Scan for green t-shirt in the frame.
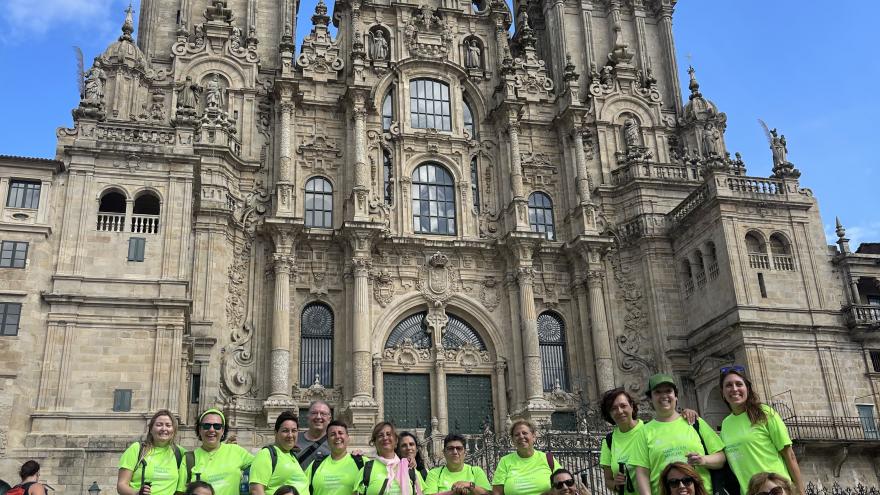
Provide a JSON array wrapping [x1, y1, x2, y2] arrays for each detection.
[[423, 464, 491, 494], [305, 454, 363, 495], [598, 420, 644, 495], [721, 404, 792, 494], [177, 443, 253, 495], [249, 446, 310, 495], [355, 460, 420, 495], [119, 442, 186, 495], [629, 417, 724, 495], [490, 450, 561, 495]]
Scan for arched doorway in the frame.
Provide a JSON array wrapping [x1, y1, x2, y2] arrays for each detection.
[[381, 309, 495, 434]]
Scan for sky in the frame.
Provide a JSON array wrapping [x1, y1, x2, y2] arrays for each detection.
[[0, 1, 875, 247]]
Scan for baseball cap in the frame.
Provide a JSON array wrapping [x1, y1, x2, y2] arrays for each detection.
[[647, 373, 677, 392]]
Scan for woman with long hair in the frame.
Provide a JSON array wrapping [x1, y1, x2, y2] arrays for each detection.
[[397, 431, 428, 485], [358, 422, 423, 495], [598, 388, 643, 495], [719, 367, 804, 495], [179, 408, 253, 495], [117, 409, 185, 495], [659, 463, 709, 495], [491, 420, 562, 495], [745, 472, 796, 495]]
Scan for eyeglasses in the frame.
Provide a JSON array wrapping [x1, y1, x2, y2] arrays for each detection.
[[720, 365, 746, 375], [756, 487, 786, 495], [310, 411, 331, 417], [200, 422, 224, 431], [445, 446, 464, 452], [666, 477, 695, 489], [553, 479, 575, 490]]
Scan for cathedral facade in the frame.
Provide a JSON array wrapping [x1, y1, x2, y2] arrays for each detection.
[[1, 0, 879, 490]]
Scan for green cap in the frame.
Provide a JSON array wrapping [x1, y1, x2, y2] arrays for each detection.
[[647, 373, 676, 392], [199, 408, 226, 426]]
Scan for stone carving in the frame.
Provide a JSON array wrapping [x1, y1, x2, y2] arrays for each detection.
[[297, 0, 344, 81], [544, 379, 578, 407], [372, 268, 395, 307], [404, 5, 454, 59], [763, 125, 801, 179], [369, 29, 389, 60], [465, 39, 482, 68], [623, 118, 641, 150], [205, 74, 225, 109], [83, 63, 106, 103], [610, 251, 655, 396], [479, 276, 500, 311], [294, 374, 342, 404], [444, 342, 490, 372], [383, 338, 431, 370], [297, 135, 342, 170], [177, 76, 201, 110], [147, 91, 166, 121], [416, 252, 459, 305], [425, 305, 449, 334], [310, 267, 328, 298], [702, 123, 722, 157]]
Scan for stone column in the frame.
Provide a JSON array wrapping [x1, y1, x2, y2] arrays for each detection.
[[655, 2, 682, 115], [351, 93, 370, 219], [572, 126, 592, 204], [573, 281, 597, 399], [373, 354, 384, 419], [276, 101, 295, 214], [508, 121, 525, 199], [517, 266, 544, 402], [849, 277, 861, 304], [435, 356, 448, 434], [351, 257, 373, 399], [270, 253, 295, 397], [494, 360, 509, 428], [587, 269, 614, 393]]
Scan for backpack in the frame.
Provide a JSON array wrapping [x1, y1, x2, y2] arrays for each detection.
[[693, 421, 740, 495], [137, 442, 184, 487], [309, 453, 365, 494], [7, 482, 36, 495]]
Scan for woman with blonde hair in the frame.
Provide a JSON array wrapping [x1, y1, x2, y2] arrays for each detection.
[[745, 472, 796, 495], [357, 422, 423, 495], [659, 463, 709, 495], [491, 420, 562, 495], [117, 409, 186, 495]]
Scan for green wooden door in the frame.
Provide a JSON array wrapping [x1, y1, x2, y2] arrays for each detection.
[[383, 373, 432, 428], [446, 374, 493, 433]]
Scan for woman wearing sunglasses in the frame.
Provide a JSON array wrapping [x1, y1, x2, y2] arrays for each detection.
[[659, 463, 708, 495], [179, 408, 253, 495], [719, 367, 803, 495], [745, 472, 795, 495], [549, 469, 591, 495], [117, 409, 186, 495]]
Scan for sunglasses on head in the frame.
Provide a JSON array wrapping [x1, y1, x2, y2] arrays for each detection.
[[200, 422, 224, 431], [553, 479, 575, 490], [666, 477, 695, 489], [720, 365, 746, 375], [756, 487, 786, 495]]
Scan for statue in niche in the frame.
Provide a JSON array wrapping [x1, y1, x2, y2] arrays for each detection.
[[230, 26, 243, 50], [601, 65, 614, 89], [623, 118, 641, 149], [83, 62, 106, 102], [769, 128, 788, 166], [369, 30, 389, 61], [465, 39, 481, 68], [176, 76, 201, 109], [205, 74, 224, 109], [702, 123, 721, 156]]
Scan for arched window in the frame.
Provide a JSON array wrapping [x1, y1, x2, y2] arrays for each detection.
[[745, 232, 770, 269], [681, 259, 694, 296], [382, 91, 394, 131], [470, 157, 480, 213], [412, 164, 456, 235], [132, 192, 160, 234], [410, 79, 451, 131], [385, 311, 485, 350], [463, 100, 475, 138], [769, 233, 794, 271], [745, 232, 764, 253], [528, 192, 555, 240], [383, 149, 393, 205], [705, 241, 719, 280], [538, 312, 568, 391], [97, 190, 126, 232], [693, 249, 706, 288], [305, 177, 333, 228], [300, 303, 334, 387]]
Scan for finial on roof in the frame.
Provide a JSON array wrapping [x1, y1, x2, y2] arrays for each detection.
[[312, 0, 330, 26], [688, 65, 702, 100], [120, 3, 134, 42], [835, 217, 846, 238]]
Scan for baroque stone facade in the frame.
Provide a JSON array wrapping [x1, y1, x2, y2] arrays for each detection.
[[1, 0, 879, 490]]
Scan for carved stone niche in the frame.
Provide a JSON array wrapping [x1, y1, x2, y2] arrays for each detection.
[[383, 338, 431, 371], [462, 35, 487, 81], [294, 374, 342, 405]]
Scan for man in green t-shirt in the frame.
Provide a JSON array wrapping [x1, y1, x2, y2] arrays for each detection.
[[424, 434, 490, 495], [631, 374, 726, 495], [305, 420, 364, 495], [250, 410, 310, 495]]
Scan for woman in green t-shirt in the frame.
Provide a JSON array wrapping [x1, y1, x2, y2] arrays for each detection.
[[250, 411, 309, 495], [357, 422, 422, 495], [598, 388, 643, 495], [491, 420, 562, 495], [179, 408, 253, 495], [117, 409, 186, 495], [719, 367, 804, 495]]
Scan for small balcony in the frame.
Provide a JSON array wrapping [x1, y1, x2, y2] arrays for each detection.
[[748, 253, 771, 269], [844, 304, 880, 329], [97, 212, 126, 232], [785, 415, 880, 443]]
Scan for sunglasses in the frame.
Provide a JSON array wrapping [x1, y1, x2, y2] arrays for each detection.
[[756, 487, 786, 495], [553, 479, 575, 490], [666, 477, 695, 489], [720, 365, 746, 375], [200, 422, 224, 431]]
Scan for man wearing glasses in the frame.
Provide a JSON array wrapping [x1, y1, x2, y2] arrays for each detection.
[[297, 400, 333, 468], [424, 434, 491, 495]]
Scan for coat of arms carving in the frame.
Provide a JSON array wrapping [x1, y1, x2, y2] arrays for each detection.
[[417, 252, 458, 305], [373, 268, 395, 307]]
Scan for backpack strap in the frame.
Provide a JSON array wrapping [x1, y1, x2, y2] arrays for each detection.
[[352, 454, 365, 471], [185, 451, 196, 482], [604, 431, 614, 450], [692, 420, 709, 455], [361, 460, 374, 495], [262, 445, 279, 473], [173, 446, 183, 469], [22, 482, 36, 495], [137, 442, 148, 489], [545, 451, 555, 469]]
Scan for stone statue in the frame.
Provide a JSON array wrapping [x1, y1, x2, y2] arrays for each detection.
[[465, 39, 481, 68], [205, 74, 224, 109], [623, 118, 640, 149], [702, 123, 721, 156], [176, 76, 201, 109], [769, 128, 788, 166], [230, 26, 243, 50], [600, 64, 614, 89], [369, 30, 388, 60], [83, 63, 106, 102]]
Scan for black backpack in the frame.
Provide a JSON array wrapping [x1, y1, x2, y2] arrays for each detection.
[[693, 421, 740, 495]]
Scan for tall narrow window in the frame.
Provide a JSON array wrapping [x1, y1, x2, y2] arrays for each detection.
[[132, 192, 160, 234], [463, 100, 475, 138], [7, 180, 41, 209], [538, 312, 568, 391], [383, 91, 394, 131], [528, 192, 555, 240], [305, 177, 333, 228], [383, 149, 393, 205], [470, 157, 480, 213], [410, 79, 451, 131], [0, 302, 22, 336], [301, 303, 334, 387], [412, 163, 456, 235], [128, 237, 146, 262]]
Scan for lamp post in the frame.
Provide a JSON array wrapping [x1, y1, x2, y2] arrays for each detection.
[[88, 482, 101, 495]]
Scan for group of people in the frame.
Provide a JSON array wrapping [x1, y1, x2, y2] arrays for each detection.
[[599, 368, 802, 495]]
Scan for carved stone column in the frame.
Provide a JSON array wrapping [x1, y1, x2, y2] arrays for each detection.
[[572, 125, 592, 204], [373, 354, 384, 419], [655, 1, 682, 115], [494, 360, 509, 428], [270, 253, 295, 397], [434, 355, 448, 435], [587, 269, 614, 393], [508, 121, 525, 199], [350, 90, 370, 220], [516, 265, 544, 402], [351, 256, 373, 400], [276, 99, 295, 215]]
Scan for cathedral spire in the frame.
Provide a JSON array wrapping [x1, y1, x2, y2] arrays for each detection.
[[120, 3, 134, 42], [687, 65, 702, 100]]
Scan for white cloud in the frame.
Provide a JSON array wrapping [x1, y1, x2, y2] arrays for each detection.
[[2, 0, 124, 40]]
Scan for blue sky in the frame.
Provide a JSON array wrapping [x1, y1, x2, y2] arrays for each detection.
[[0, 1, 875, 246]]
